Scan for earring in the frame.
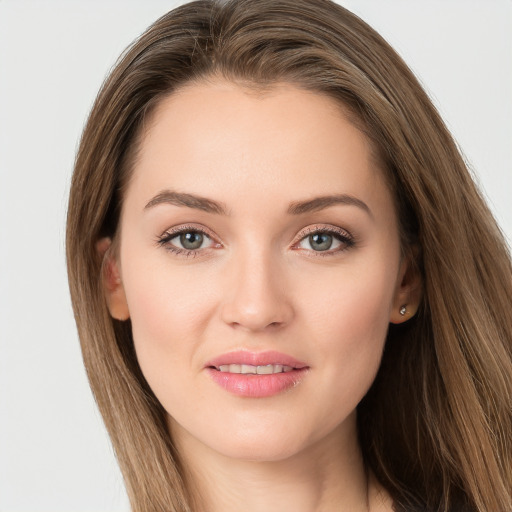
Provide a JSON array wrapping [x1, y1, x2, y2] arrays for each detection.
[[399, 305, 407, 316]]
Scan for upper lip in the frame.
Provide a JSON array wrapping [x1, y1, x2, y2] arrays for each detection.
[[205, 350, 308, 369]]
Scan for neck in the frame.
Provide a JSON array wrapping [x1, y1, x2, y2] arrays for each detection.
[[170, 413, 390, 512]]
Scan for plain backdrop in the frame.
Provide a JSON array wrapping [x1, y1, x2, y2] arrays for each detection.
[[0, 1, 510, 511]]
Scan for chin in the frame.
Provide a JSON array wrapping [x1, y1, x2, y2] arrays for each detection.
[[212, 435, 308, 463], [169, 411, 318, 463]]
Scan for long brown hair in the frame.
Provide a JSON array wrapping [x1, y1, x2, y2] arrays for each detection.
[[66, 1, 512, 510]]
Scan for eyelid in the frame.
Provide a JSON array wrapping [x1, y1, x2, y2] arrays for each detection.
[[295, 224, 352, 240], [155, 223, 354, 257], [158, 223, 218, 240], [156, 223, 222, 254], [291, 224, 355, 253]]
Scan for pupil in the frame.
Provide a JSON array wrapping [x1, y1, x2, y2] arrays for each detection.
[[180, 232, 203, 250], [310, 233, 332, 251]]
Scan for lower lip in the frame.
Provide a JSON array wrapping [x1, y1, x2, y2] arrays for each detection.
[[206, 368, 308, 398]]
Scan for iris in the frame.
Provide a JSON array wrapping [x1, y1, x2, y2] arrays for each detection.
[[309, 233, 333, 251]]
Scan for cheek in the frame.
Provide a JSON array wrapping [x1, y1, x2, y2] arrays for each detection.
[[306, 258, 395, 331], [302, 258, 398, 393], [120, 249, 220, 370]]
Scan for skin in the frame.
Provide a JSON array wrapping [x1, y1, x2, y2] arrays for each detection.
[[102, 80, 420, 512]]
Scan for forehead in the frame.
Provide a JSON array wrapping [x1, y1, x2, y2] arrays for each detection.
[[125, 80, 391, 214]]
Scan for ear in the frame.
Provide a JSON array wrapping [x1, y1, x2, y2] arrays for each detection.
[[389, 247, 422, 324], [96, 237, 130, 321]]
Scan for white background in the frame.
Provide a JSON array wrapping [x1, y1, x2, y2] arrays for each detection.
[[0, 1, 510, 510]]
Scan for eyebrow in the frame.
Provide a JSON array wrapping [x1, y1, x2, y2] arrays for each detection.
[[144, 190, 371, 218], [144, 190, 228, 215], [287, 194, 372, 218]]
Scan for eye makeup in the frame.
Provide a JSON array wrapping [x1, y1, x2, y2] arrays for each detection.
[[155, 223, 222, 258], [291, 224, 356, 257], [155, 221, 356, 259]]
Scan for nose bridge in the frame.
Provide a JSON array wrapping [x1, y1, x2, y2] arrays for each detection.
[[220, 240, 293, 331]]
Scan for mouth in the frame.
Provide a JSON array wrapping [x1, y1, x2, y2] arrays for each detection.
[[206, 349, 308, 372], [211, 363, 296, 374], [205, 350, 309, 397]]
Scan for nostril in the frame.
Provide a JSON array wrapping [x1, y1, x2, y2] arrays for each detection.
[[220, 292, 294, 332]]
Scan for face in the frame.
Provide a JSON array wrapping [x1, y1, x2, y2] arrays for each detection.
[[104, 80, 417, 463]]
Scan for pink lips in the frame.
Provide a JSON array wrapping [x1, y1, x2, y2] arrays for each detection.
[[205, 350, 309, 398]]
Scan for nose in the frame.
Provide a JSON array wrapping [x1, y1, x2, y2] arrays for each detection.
[[220, 249, 294, 332]]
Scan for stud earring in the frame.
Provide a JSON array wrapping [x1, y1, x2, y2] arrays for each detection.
[[399, 305, 407, 316]]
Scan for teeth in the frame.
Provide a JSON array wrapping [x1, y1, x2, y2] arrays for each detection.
[[257, 365, 273, 374], [241, 364, 254, 374], [217, 364, 295, 374]]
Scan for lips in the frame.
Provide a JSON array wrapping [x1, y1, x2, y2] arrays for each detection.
[[216, 363, 295, 374], [205, 350, 309, 398], [206, 350, 308, 370]]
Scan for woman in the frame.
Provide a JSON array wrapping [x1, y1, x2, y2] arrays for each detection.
[[66, 1, 512, 511]]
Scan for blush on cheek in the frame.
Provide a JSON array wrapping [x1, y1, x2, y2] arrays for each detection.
[[124, 271, 186, 336], [309, 275, 393, 394], [125, 271, 216, 380]]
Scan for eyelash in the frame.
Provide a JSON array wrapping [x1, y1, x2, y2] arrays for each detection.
[[156, 224, 355, 258], [156, 224, 220, 258], [291, 225, 355, 257]]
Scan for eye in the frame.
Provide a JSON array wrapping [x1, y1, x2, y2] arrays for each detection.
[[303, 232, 337, 252], [174, 231, 207, 250], [156, 225, 219, 256], [295, 227, 354, 254]]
